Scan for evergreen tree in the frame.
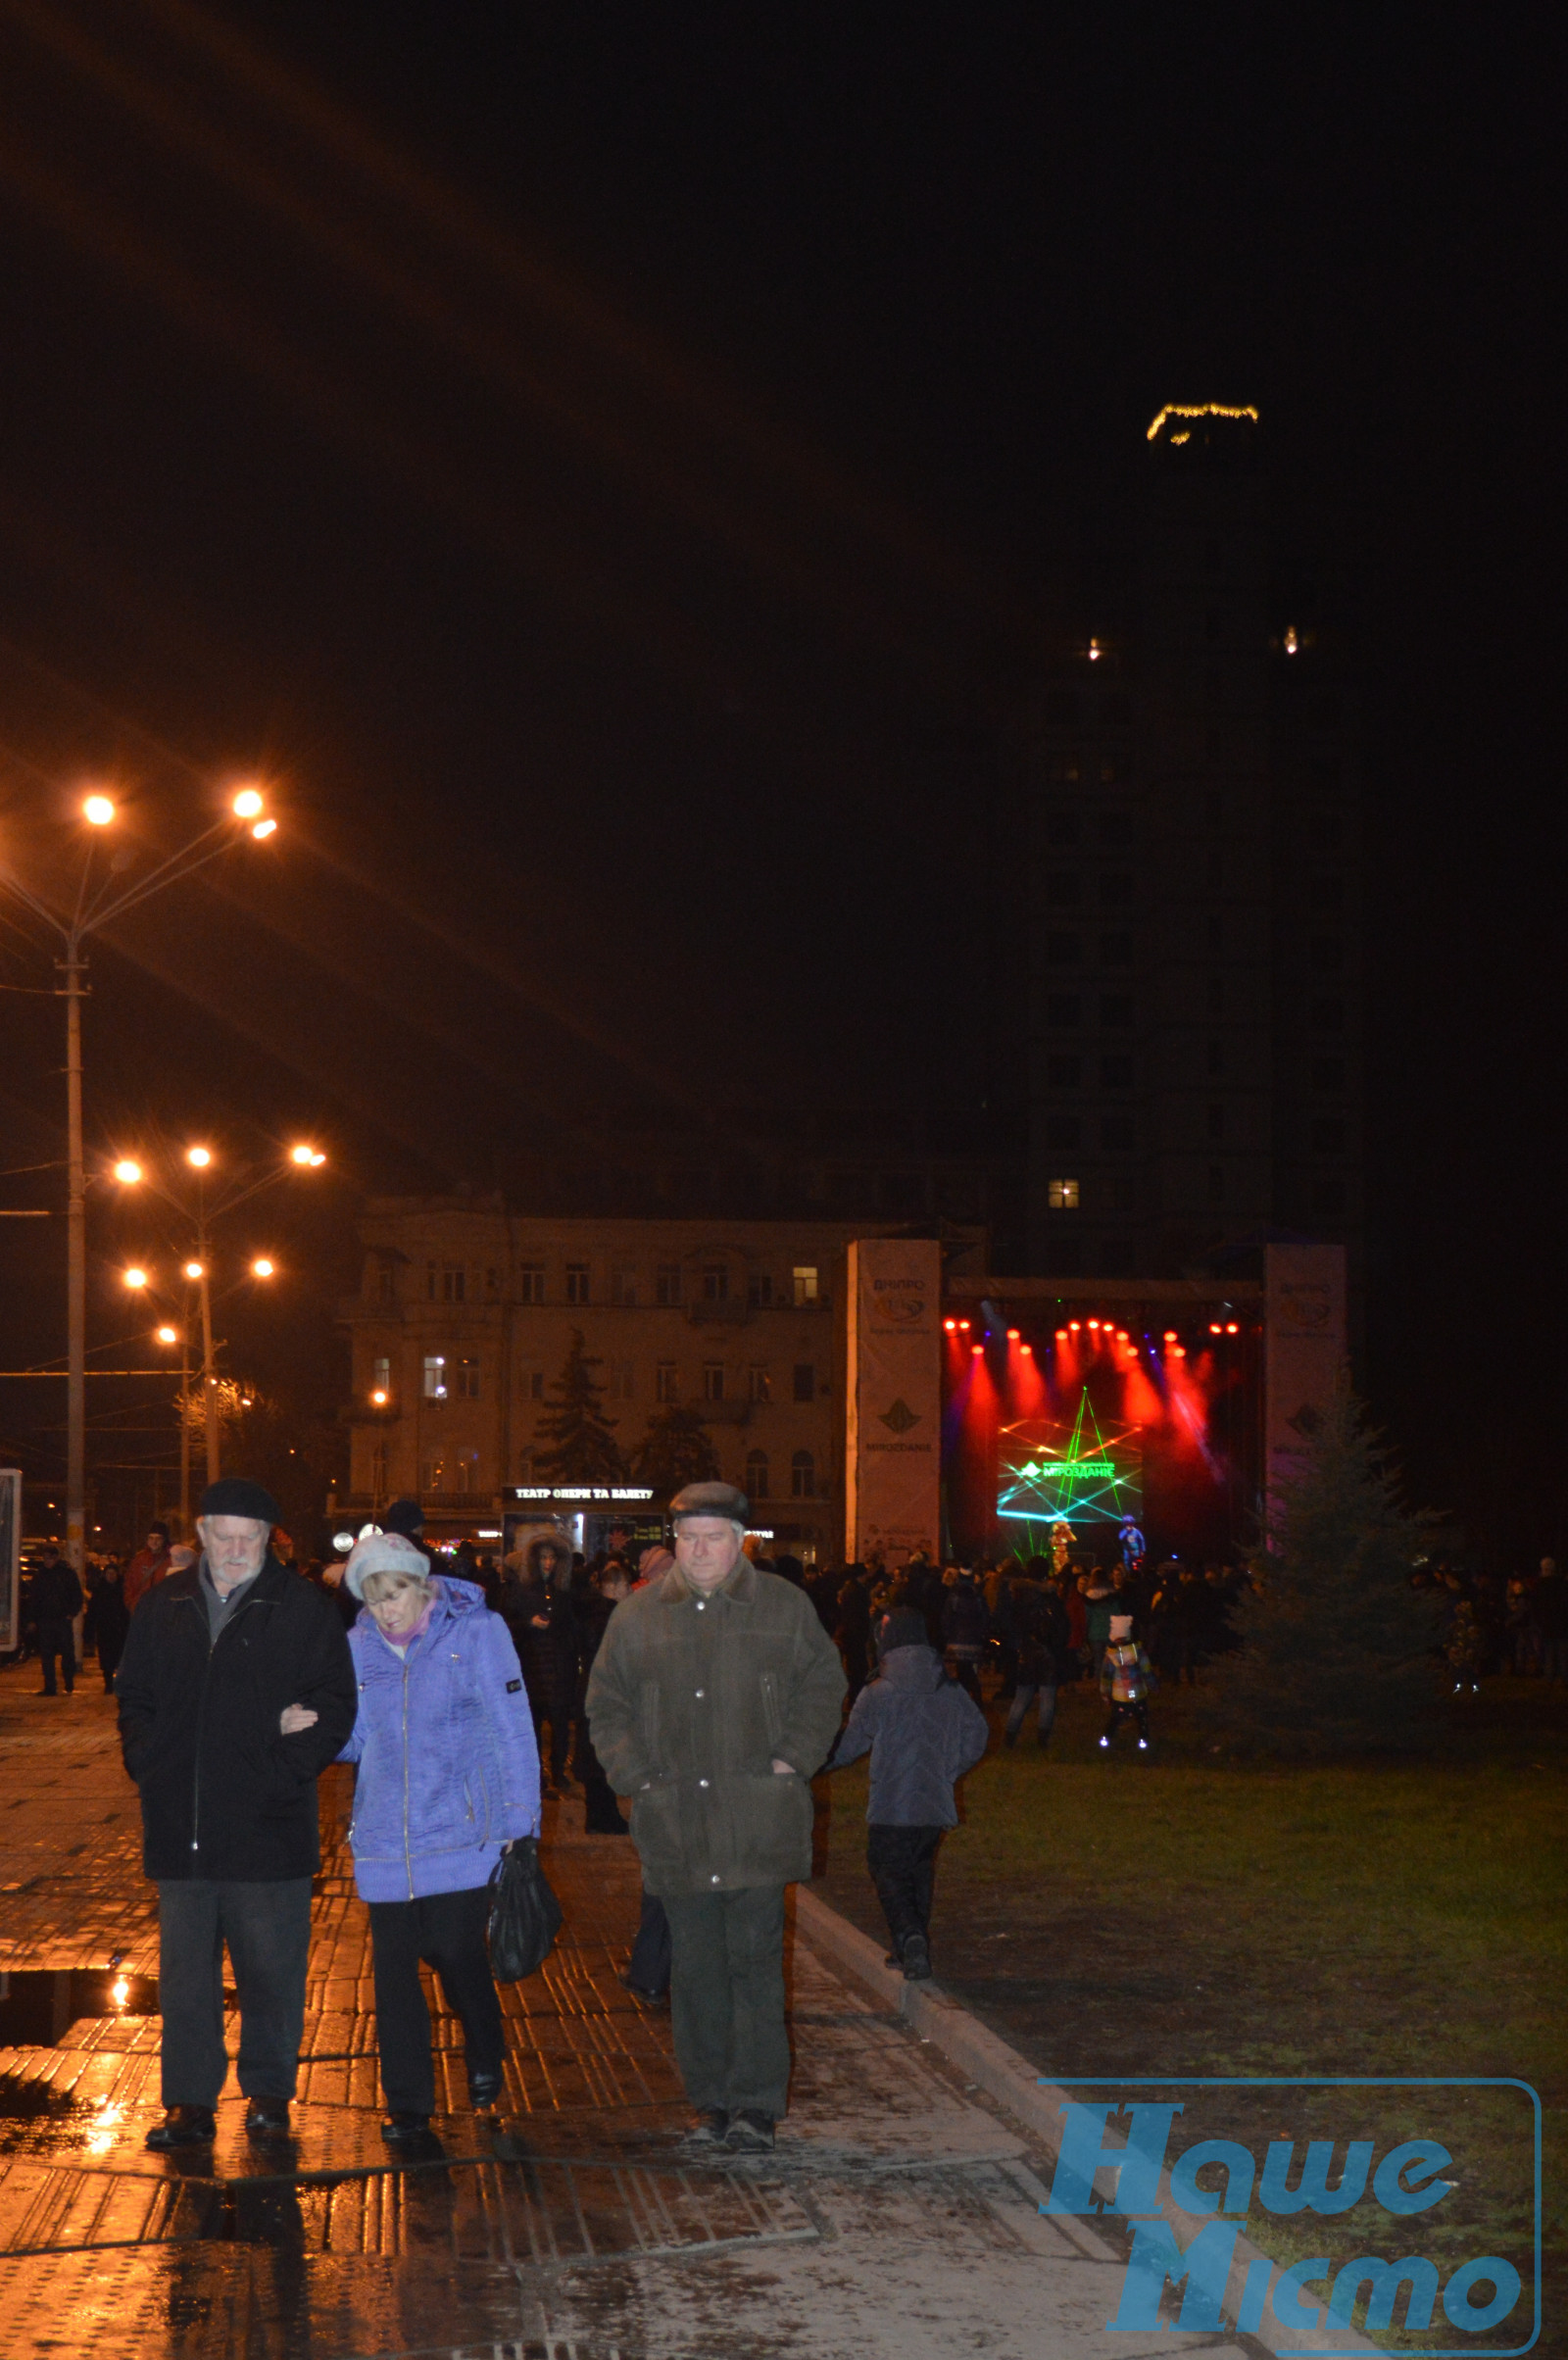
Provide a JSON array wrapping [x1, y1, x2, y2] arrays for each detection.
[[630, 1403, 720, 1493], [532, 1329, 626, 1481], [1196, 1381, 1442, 1756]]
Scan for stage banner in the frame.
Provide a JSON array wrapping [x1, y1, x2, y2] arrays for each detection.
[[846, 1238, 942, 1568], [1264, 1242, 1348, 1508]]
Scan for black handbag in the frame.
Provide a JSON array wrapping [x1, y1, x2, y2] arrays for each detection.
[[487, 1838, 564, 1982]]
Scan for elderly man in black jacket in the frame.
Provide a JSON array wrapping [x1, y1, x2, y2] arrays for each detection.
[[117, 1477, 357, 2151]]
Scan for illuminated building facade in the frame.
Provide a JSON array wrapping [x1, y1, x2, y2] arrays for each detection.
[[1022, 405, 1362, 1292]]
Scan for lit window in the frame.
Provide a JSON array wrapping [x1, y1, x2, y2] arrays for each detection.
[[372, 1354, 391, 1396], [453, 1356, 480, 1400], [792, 1265, 818, 1305], [746, 1450, 770, 1500], [793, 1363, 815, 1403], [702, 1362, 725, 1402], [656, 1264, 683, 1306], [456, 1450, 479, 1493], [656, 1361, 679, 1403], [517, 1263, 545, 1304], [422, 1355, 447, 1401], [701, 1262, 729, 1303], [565, 1262, 590, 1304], [791, 1450, 815, 1500], [749, 1366, 771, 1403], [748, 1271, 773, 1307], [420, 1457, 444, 1492], [1047, 1179, 1080, 1211]]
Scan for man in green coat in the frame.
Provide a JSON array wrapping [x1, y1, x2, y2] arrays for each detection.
[[585, 1481, 845, 2152]]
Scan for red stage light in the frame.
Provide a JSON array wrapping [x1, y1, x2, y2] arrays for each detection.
[[1006, 1328, 1020, 1342], [1115, 1329, 1129, 1342], [1069, 1320, 1082, 1332], [944, 1318, 956, 1331], [1226, 1321, 1240, 1334], [1088, 1317, 1101, 1329], [1020, 1343, 1033, 1357], [958, 1318, 971, 1332], [970, 1344, 984, 1356], [1172, 1345, 1187, 1358], [1163, 1330, 1178, 1344], [1209, 1322, 1223, 1334], [1054, 1328, 1067, 1342]]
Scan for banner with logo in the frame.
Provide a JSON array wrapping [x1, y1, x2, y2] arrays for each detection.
[[846, 1238, 942, 1567]]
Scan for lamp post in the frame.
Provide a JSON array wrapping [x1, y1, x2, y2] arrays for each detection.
[[116, 1140, 323, 1510], [0, 787, 280, 1583]]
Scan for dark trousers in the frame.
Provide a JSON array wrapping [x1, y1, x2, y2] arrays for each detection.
[[36, 1618, 74, 1694], [580, 1736, 627, 1834], [368, 1885, 503, 2115], [662, 1884, 790, 2119], [950, 1649, 983, 1705], [1004, 1681, 1057, 1743], [866, 1822, 943, 1950], [628, 1888, 672, 1995], [1102, 1699, 1151, 1745], [157, 1876, 313, 2107]]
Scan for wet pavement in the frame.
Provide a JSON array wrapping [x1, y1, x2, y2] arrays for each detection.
[[0, 1664, 1254, 2359]]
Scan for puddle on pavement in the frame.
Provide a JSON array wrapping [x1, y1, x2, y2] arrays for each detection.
[[0, 1967, 160, 2045]]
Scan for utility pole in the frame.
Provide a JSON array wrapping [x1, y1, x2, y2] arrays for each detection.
[[62, 940, 87, 1583], [198, 1245, 219, 1487]]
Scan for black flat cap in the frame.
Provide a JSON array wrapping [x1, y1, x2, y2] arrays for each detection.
[[669, 1481, 749, 1525], [199, 1477, 279, 1524]]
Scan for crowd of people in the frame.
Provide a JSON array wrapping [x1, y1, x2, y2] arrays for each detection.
[[1417, 1556, 1568, 1692]]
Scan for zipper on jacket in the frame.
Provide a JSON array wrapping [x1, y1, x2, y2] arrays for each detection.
[[402, 1659, 414, 1899]]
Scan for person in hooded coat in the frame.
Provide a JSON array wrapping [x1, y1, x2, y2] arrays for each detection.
[[337, 1532, 541, 2144]]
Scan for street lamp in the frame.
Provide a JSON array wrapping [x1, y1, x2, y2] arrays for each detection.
[[112, 1139, 323, 1513], [0, 785, 280, 1584]]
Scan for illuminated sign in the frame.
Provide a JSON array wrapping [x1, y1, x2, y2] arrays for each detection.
[[999, 1393, 1142, 1529], [506, 1485, 655, 1503]]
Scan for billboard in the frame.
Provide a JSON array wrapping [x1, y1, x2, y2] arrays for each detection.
[[846, 1238, 942, 1567]]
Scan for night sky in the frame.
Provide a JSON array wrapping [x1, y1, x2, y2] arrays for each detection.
[[0, 4, 1560, 1549]]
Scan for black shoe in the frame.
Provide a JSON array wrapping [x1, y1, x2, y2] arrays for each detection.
[[146, 2106, 217, 2150], [380, 2112, 431, 2145], [468, 2069, 503, 2111], [620, 1974, 668, 2004], [901, 1933, 933, 1982], [725, 2108, 775, 2152], [244, 2097, 291, 2140], [883, 1950, 901, 1969], [680, 2108, 729, 2148]]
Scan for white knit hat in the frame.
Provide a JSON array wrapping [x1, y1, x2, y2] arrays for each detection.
[[344, 1530, 431, 1600]]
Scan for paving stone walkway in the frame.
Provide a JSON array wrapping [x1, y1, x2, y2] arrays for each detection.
[[0, 1663, 1255, 2359]]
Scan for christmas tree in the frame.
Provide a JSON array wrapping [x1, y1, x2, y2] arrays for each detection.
[[1197, 1382, 1442, 1756], [630, 1403, 720, 1493], [532, 1330, 627, 1481]]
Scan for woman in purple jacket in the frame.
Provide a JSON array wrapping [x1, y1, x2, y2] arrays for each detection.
[[338, 1533, 541, 2145]]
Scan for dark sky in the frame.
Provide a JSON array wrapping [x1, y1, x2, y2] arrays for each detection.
[[0, 3, 1561, 1543]]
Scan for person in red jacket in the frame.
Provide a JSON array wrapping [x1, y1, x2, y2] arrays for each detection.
[[123, 1522, 172, 1614]]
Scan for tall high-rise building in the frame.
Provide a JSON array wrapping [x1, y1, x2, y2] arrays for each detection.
[[1022, 404, 1362, 1292]]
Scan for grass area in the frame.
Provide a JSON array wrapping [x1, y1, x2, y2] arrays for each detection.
[[809, 1675, 1566, 2348]]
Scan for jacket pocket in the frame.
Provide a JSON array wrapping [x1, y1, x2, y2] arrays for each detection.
[[760, 1670, 783, 1750], [638, 1680, 662, 1773]]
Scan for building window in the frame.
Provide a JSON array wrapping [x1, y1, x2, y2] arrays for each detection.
[[1207, 1105, 1226, 1141], [1205, 915, 1224, 956], [1102, 1115, 1136, 1151], [453, 1356, 480, 1400], [748, 1271, 773, 1307], [612, 1266, 637, 1306], [612, 1360, 635, 1401], [1047, 993, 1081, 1027], [370, 1441, 387, 1494], [1207, 977, 1225, 1015], [746, 1450, 770, 1500], [1046, 1054, 1082, 1089], [456, 1449, 480, 1494], [376, 1265, 396, 1304], [425, 1262, 437, 1302], [1044, 1115, 1081, 1149], [1100, 994, 1133, 1027], [1207, 1039, 1226, 1075], [1047, 931, 1082, 964], [701, 1262, 729, 1303], [1049, 754, 1081, 784], [1099, 932, 1132, 964], [371, 1354, 391, 1397], [1208, 1165, 1226, 1205], [702, 1363, 725, 1402], [420, 1456, 444, 1492], [793, 1363, 815, 1404], [564, 1262, 590, 1304], [485, 1267, 501, 1299], [749, 1366, 771, 1403], [791, 1450, 816, 1500], [792, 1265, 818, 1305], [1100, 871, 1133, 905], [517, 1263, 545, 1304], [656, 1362, 679, 1403], [656, 1264, 683, 1306], [422, 1355, 447, 1401], [1101, 1054, 1134, 1089], [520, 1365, 544, 1401], [1047, 1178, 1080, 1211], [440, 1264, 466, 1303]]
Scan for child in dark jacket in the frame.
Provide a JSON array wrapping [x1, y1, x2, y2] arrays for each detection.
[[827, 1610, 989, 1981], [1098, 1610, 1155, 1753]]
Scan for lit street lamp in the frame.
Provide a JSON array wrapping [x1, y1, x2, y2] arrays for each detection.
[[0, 785, 280, 1580], [114, 1140, 321, 1519]]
